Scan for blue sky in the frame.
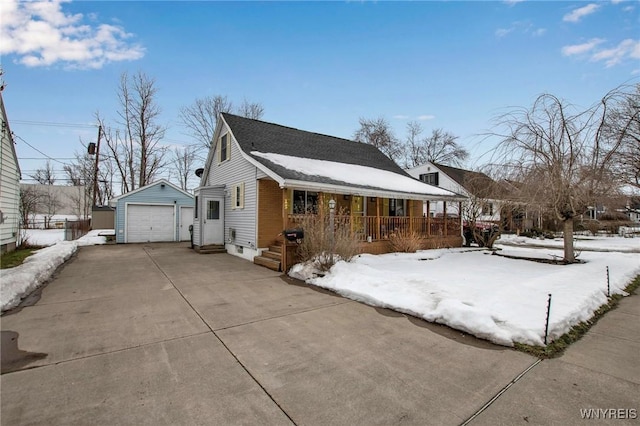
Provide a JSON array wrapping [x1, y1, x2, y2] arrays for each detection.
[[1, 0, 638, 190]]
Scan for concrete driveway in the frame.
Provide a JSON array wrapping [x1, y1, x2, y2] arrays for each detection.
[[1, 243, 637, 425]]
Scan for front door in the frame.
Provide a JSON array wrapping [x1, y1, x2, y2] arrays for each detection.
[[203, 197, 224, 245]]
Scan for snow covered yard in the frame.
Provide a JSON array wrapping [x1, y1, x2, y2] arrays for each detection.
[[0, 230, 110, 312], [290, 236, 640, 347]]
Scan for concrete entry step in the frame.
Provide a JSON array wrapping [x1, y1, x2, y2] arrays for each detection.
[[254, 256, 281, 271], [195, 244, 227, 254]]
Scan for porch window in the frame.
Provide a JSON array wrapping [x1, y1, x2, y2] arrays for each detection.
[[218, 134, 231, 163], [389, 199, 405, 216], [293, 190, 318, 214], [232, 183, 245, 209], [207, 200, 220, 220]]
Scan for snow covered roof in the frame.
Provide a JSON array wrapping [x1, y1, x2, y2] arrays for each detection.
[[222, 113, 463, 201]]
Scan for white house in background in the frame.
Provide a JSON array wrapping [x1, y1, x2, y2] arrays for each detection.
[[0, 92, 21, 253], [407, 162, 501, 223]]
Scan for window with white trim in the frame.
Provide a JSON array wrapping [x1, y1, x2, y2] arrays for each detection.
[[232, 183, 245, 209], [218, 133, 231, 163]]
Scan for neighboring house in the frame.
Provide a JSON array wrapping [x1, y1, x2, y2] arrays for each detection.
[[625, 198, 640, 223], [0, 92, 21, 253], [195, 113, 465, 271], [110, 179, 194, 244], [407, 162, 531, 232], [407, 162, 499, 220]]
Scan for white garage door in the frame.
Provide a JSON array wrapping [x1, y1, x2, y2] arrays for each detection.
[[126, 204, 175, 243], [179, 207, 194, 241]]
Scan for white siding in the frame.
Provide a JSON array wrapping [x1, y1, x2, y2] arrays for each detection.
[[206, 122, 262, 249], [0, 96, 20, 250]]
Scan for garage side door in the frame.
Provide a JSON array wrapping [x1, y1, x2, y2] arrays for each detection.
[[126, 204, 175, 243], [179, 207, 194, 241]]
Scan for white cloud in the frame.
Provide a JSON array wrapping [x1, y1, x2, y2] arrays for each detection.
[[590, 39, 640, 67], [561, 38, 605, 56], [532, 28, 547, 37], [562, 38, 640, 68], [495, 28, 513, 38], [0, 0, 144, 69], [417, 115, 435, 121], [495, 21, 546, 38], [563, 3, 600, 23]]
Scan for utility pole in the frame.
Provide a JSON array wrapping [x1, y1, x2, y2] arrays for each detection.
[[92, 125, 102, 206]]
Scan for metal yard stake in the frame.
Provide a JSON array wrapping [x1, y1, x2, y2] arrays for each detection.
[[544, 293, 552, 345], [606, 266, 610, 297]]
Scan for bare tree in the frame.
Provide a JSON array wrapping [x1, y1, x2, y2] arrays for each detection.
[[63, 147, 94, 216], [101, 71, 167, 193], [171, 145, 197, 191], [179, 95, 233, 150], [607, 84, 640, 190], [39, 186, 62, 229], [30, 160, 56, 184], [404, 122, 469, 168], [179, 95, 264, 150], [237, 98, 265, 120], [353, 117, 403, 162], [492, 88, 630, 262], [19, 185, 42, 228]]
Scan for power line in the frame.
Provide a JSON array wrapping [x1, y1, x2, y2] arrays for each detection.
[[19, 157, 76, 160], [12, 120, 97, 129], [14, 135, 73, 167]]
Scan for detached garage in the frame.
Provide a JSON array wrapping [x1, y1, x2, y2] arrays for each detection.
[[110, 180, 194, 244]]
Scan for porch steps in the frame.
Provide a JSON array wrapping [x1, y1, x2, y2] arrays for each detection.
[[253, 244, 282, 271], [195, 244, 227, 254]]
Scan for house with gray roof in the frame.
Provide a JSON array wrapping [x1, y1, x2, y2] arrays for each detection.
[[407, 162, 531, 232], [195, 113, 465, 271]]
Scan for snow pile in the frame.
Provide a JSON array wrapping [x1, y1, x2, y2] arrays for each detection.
[[291, 243, 640, 347], [251, 151, 456, 197], [0, 230, 109, 312], [22, 229, 65, 246], [499, 234, 640, 253]]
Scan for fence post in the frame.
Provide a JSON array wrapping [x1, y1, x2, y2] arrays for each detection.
[[544, 293, 552, 345]]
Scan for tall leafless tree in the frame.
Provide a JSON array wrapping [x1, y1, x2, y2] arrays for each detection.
[[179, 95, 264, 151], [30, 160, 56, 184], [63, 147, 94, 217], [607, 83, 640, 190], [353, 117, 404, 162], [404, 121, 468, 167], [102, 71, 167, 193], [237, 98, 265, 120], [491, 88, 631, 262], [171, 145, 198, 191]]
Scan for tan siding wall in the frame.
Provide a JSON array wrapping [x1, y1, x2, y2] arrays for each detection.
[[257, 179, 283, 248]]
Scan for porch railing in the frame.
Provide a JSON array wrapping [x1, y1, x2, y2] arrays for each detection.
[[287, 214, 461, 242]]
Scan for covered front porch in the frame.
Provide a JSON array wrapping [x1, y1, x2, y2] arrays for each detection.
[[255, 179, 465, 271]]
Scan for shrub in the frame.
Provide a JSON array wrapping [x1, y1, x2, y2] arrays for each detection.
[[388, 228, 422, 253], [296, 204, 360, 271]]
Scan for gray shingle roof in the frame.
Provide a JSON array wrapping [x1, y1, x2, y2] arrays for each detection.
[[222, 112, 411, 185], [433, 163, 496, 198]]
